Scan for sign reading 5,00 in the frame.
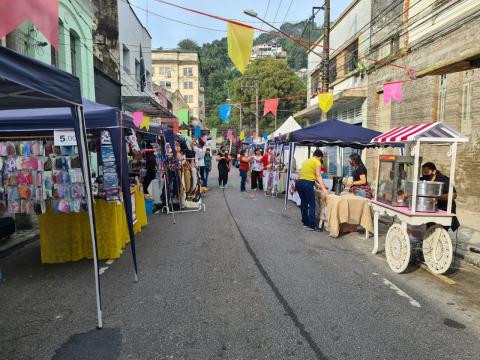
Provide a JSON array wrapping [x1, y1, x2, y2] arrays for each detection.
[[54, 130, 77, 146]]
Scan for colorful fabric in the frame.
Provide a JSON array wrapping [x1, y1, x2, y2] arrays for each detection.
[[263, 98, 279, 117], [219, 104, 232, 122], [133, 112, 143, 127], [318, 93, 334, 112], [178, 109, 189, 125], [227, 22, 254, 74], [383, 82, 403, 104]]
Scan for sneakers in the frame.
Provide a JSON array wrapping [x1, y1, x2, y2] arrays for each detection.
[[308, 227, 323, 232]]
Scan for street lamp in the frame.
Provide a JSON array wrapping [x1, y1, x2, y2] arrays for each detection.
[[226, 98, 242, 133]]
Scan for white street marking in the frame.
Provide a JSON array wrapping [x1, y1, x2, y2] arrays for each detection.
[[99, 267, 109, 275], [106, 260, 115, 265], [382, 278, 421, 308]]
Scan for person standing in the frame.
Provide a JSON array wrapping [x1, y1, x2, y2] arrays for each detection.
[[215, 146, 231, 188], [251, 148, 264, 191], [203, 148, 212, 188], [192, 139, 206, 187], [238, 149, 251, 192], [297, 149, 328, 231]]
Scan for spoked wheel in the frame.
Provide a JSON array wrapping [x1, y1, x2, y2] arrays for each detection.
[[385, 223, 411, 273], [422, 225, 453, 274]]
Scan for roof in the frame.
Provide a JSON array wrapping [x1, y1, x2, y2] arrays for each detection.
[[270, 116, 301, 139], [371, 122, 468, 144]]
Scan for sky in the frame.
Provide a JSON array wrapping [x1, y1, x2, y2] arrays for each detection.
[[129, 0, 353, 49]]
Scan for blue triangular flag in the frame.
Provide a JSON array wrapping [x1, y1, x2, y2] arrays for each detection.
[[263, 131, 268, 141], [219, 104, 232, 123], [194, 125, 201, 139]]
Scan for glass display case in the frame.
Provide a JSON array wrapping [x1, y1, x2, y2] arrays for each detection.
[[376, 155, 420, 206]]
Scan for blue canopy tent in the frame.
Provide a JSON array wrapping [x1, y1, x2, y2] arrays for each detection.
[[278, 119, 384, 210], [0, 46, 103, 328], [0, 99, 151, 295]]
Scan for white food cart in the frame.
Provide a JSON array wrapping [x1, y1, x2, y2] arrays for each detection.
[[370, 122, 468, 274]]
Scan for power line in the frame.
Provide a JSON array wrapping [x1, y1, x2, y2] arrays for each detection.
[[281, 0, 294, 24], [272, 0, 284, 24], [260, 0, 272, 31]]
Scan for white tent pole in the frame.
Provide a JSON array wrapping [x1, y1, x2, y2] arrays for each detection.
[[75, 106, 102, 329], [284, 142, 294, 210]]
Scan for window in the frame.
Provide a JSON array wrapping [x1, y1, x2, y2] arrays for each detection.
[[51, 45, 58, 67], [146, 70, 151, 91], [159, 66, 170, 75], [438, 74, 447, 122], [345, 39, 358, 73], [461, 71, 473, 134], [329, 57, 337, 83], [183, 81, 193, 89], [123, 44, 130, 72], [160, 81, 171, 89], [70, 31, 78, 76], [135, 59, 140, 83], [311, 75, 319, 95], [184, 95, 193, 103], [183, 67, 193, 76]]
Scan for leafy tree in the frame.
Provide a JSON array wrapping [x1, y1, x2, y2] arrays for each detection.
[[177, 38, 200, 51], [230, 58, 306, 134]]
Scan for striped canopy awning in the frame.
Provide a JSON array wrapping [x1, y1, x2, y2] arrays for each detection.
[[371, 122, 468, 144]]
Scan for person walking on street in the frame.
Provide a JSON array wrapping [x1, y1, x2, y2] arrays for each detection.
[[297, 149, 328, 231], [216, 146, 231, 188], [204, 148, 212, 188], [251, 148, 264, 191], [238, 149, 251, 192]]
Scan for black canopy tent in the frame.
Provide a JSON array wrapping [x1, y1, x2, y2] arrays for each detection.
[[277, 119, 385, 209], [0, 46, 103, 328]]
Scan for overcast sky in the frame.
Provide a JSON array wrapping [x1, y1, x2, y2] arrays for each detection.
[[129, 0, 353, 49]]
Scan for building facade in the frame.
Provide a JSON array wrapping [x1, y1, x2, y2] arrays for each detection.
[[151, 50, 203, 122], [4, 0, 96, 100]]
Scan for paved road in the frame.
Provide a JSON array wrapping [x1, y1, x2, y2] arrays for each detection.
[[1, 167, 480, 359]]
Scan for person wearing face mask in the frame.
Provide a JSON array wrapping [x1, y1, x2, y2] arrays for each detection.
[[347, 153, 373, 199], [420, 162, 460, 231]]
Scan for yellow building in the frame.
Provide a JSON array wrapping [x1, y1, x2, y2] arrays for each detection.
[[151, 49, 203, 123]]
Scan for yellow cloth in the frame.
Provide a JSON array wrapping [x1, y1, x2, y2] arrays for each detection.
[[227, 22, 254, 74], [316, 191, 373, 238], [299, 158, 321, 181], [39, 185, 147, 264], [318, 93, 334, 112]]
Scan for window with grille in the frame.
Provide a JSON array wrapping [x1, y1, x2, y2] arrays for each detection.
[[345, 39, 359, 73], [183, 67, 193, 76], [329, 58, 337, 83], [183, 81, 193, 89]]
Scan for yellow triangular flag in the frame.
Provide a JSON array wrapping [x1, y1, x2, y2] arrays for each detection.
[[318, 93, 334, 112], [227, 22, 254, 74], [140, 116, 150, 131], [240, 130, 245, 141]]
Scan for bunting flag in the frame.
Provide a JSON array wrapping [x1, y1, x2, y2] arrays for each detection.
[[202, 135, 207, 143], [194, 125, 201, 139], [383, 82, 403, 104], [240, 130, 245, 141], [263, 98, 279, 117], [0, 0, 59, 48], [227, 22, 254, 74], [210, 128, 217, 138], [263, 131, 268, 141], [133, 112, 144, 128], [140, 116, 150, 131], [318, 93, 334, 112], [226, 129, 233, 140], [219, 104, 233, 123], [178, 109, 189, 125]]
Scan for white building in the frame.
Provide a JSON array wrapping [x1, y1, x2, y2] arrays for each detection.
[[251, 40, 287, 60]]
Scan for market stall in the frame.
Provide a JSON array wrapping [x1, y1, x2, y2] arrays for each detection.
[[0, 46, 102, 327], [370, 122, 468, 274]]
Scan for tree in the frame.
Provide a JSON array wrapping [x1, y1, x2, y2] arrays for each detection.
[[230, 58, 306, 134], [177, 38, 200, 51]]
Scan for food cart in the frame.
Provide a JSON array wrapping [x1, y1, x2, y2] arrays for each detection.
[[370, 122, 468, 274]]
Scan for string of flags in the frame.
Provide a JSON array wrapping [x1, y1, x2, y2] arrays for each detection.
[[132, 112, 150, 131]]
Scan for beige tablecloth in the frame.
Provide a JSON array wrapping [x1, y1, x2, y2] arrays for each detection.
[[315, 191, 373, 238]]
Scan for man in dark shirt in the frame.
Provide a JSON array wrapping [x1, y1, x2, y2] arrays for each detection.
[[420, 162, 460, 231]]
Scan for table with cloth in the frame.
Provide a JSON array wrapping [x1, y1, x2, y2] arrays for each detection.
[[315, 191, 373, 238], [39, 185, 148, 263]]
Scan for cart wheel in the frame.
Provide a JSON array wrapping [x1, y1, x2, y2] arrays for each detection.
[[385, 223, 411, 273], [422, 225, 453, 274]]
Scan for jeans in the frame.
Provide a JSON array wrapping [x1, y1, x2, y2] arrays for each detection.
[[203, 167, 210, 187], [199, 166, 206, 186], [251, 170, 263, 190], [296, 179, 316, 228], [239, 169, 248, 191]]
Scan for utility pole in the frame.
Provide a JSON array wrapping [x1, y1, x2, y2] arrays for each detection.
[[241, 77, 259, 142], [255, 84, 259, 140], [322, 0, 330, 93]]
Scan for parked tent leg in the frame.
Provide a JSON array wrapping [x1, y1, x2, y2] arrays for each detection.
[[284, 142, 294, 211], [72, 106, 103, 329]]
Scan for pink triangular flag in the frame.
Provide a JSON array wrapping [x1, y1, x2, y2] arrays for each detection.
[[133, 112, 143, 127], [383, 82, 403, 104], [263, 98, 279, 117], [202, 135, 207, 143], [226, 129, 233, 140]]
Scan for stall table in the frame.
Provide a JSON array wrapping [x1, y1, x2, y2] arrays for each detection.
[[316, 191, 373, 238], [39, 185, 147, 263]]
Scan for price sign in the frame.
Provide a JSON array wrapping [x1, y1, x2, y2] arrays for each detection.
[[54, 130, 77, 146]]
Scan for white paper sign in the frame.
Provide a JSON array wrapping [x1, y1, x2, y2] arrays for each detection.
[[54, 130, 77, 146]]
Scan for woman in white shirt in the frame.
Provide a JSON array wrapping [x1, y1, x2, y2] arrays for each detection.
[[192, 139, 206, 187], [251, 148, 264, 191]]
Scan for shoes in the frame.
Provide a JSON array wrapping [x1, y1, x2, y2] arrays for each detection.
[[308, 227, 323, 232], [220, 185, 225, 189]]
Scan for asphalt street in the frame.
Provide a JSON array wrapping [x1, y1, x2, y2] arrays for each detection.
[[1, 166, 480, 360]]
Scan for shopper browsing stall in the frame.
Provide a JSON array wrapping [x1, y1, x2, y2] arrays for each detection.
[[297, 149, 328, 231], [192, 139, 207, 188], [347, 153, 373, 199], [251, 148, 264, 191]]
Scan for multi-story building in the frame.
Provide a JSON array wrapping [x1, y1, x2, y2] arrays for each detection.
[[3, 0, 96, 100], [151, 49, 203, 123], [251, 40, 287, 60]]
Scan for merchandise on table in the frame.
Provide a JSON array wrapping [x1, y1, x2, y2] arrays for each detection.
[[0, 140, 87, 215]]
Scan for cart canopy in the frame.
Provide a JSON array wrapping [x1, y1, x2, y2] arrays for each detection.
[[280, 119, 382, 149], [371, 122, 468, 144]]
